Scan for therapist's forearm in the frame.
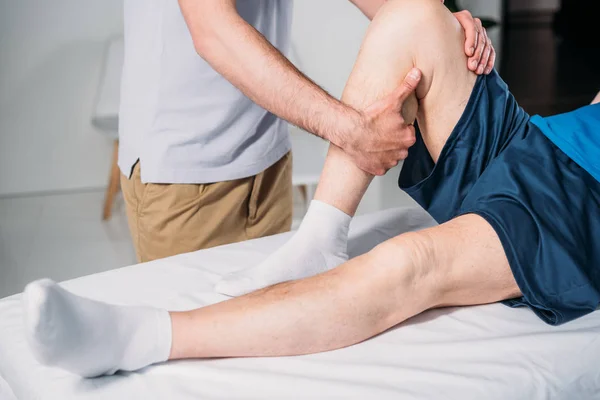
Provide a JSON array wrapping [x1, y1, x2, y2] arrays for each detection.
[[178, 0, 359, 147], [349, 0, 388, 20]]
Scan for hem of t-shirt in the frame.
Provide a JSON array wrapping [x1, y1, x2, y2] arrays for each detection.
[[530, 115, 600, 184], [118, 152, 139, 180], [137, 140, 291, 184]]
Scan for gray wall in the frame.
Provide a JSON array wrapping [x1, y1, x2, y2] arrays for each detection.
[[0, 0, 124, 196]]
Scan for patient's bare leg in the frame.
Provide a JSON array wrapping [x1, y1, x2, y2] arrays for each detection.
[[215, 0, 476, 297], [169, 214, 520, 359]]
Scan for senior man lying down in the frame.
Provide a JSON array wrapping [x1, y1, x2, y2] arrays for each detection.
[[23, 0, 600, 378]]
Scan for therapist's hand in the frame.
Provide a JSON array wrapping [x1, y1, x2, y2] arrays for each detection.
[[341, 68, 422, 176], [453, 10, 496, 75]]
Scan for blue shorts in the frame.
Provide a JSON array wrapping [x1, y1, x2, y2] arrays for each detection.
[[399, 70, 600, 325]]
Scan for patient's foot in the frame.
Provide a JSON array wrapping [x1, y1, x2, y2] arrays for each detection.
[[215, 200, 350, 297], [22, 279, 172, 377]]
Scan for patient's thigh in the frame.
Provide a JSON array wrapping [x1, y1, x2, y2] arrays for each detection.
[[420, 213, 521, 308], [352, 0, 479, 162]]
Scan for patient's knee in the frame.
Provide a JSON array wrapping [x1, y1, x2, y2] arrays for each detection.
[[370, 231, 440, 289], [364, 230, 447, 317]]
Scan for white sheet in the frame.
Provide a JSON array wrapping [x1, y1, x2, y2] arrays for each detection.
[[0, 376, 17, 400], [1, 207, 599, 400]]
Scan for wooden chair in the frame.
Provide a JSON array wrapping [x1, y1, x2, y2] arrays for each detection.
[[102, 140, 120, 220]]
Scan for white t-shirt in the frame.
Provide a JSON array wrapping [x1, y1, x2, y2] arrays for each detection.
[[118, 0, 293, 184]]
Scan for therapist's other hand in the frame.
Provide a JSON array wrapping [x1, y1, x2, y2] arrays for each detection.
[[343, 68, 422, 177], [453, 10, 496, 75]]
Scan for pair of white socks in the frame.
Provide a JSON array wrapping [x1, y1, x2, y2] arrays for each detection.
[[23, 200, 351, 377]]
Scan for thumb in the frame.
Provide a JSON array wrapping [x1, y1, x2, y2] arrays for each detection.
[[393, 68, 422, 112]]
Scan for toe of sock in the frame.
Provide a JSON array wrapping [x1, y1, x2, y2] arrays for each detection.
[[23, 279, 55, 330], [24, 279, 55, 301], [22, 279, 58, 364], [215, 275, 261, 297]]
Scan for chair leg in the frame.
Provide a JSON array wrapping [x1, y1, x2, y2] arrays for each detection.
[[102, 140, 121, 221], [298, 184, 309, 214]]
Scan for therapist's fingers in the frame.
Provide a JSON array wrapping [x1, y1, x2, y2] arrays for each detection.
[[470, 18, 487, 73], [477, 26, 493, 75], [453, 10, 478, 58], [391, 68, 423, 114], [484, 34, 496, 74]]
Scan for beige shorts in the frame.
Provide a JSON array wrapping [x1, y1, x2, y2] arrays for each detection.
[[121, 152, 293, 263]]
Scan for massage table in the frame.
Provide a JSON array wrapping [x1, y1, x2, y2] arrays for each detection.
[[1, 206, 599, 399]]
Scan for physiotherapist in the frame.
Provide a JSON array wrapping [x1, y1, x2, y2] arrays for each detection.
[[118, 0, 495, 262]]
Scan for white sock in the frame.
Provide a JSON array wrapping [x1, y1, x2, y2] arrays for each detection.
[[215, 200, 351, 297], [22, 279, 172, 378]]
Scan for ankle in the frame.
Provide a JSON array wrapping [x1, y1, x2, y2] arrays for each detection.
[[300, 200, 351, 231]]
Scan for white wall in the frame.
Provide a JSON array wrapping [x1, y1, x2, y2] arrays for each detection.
[[0, 0, 123, 196], [291, 1, 368, 105]]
